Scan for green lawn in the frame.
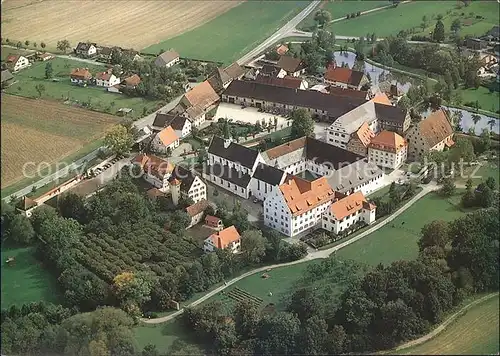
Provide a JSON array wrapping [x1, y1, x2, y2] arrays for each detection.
[[4, 57, 161, 118], [459, 84, 500, 115], [142, 1, 310, 64], [299, 0, 390, 30], [400, 294, 499, 355], [457, 162, 500, 188], [328, 1, 457, 37], [1, 46, 32, 61], [1, 246, 60, 308]]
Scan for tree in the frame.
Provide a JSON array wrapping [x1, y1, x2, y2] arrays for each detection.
[[104, 124, 134, 155], [233, 300, 260, 339], [313, 9, 332, 28], [56, 39, 71, 53], [287, 288, 321, 322], [255, 312, 301, 356], [471, 113, 481, 126], [57, 192, 88, 224], [296, 316, 329, 355], [4, 214, 35, 244], [34, 83, 45, 98], [59, 267, 110, 311], [241, 230, 266, 264], [440, 177, 456, 197], [432, 20, 445, 43], [40, 42, 46, 49], [16, 41, 22, 49], [485, 177, 496, 191], [112, 271, 155, 308], [397, 95, 411, 110], [451, 18, 461, 34], [418, 220, 450, 251], [474, 183, 494, 208], [290, 108, 314, 138], [448, 137, 475, 163], [44, 62, 53, 79]]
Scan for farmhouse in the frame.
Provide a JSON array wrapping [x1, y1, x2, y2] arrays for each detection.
[[465, 38, 486, 51], [254, 74, 308, 90], [108, 74, 141, 93], [134, 154, 175, 191], [322, 191, 376, 235], [70, 68, 92, 85], [152, 112, 191, 138], [324, 63, 369, 90], [97, 46, 113, 62], [37, 53, 55, 61], [277, 56, 307, 77], [151, 125, 180, 154], [154, 49, 180, 68], [329, 87, 371, 100], [170, 165, 207, 203], [259, 64, 286, 78], [368, 130, 408, 169], [222, 79, 366, 122], [5, 55, 29, 72], [174, 80, 220, 127], [186, 199, 210, 228], [405, 109, 454, 161], [207, 62, 247, 94], [95, 70, 120, 87], [75, 42, 97, 57], [203, 225, 241, 253]]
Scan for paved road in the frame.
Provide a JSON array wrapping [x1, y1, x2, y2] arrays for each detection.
[[236, 0, 321, 65], [142, 182, 438, 324]]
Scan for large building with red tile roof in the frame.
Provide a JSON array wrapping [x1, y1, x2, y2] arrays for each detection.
[[368, 130, 408, 169], [405, 109, 454, 160], [151, 125, 180, 154], [324, 63, 369, 90]]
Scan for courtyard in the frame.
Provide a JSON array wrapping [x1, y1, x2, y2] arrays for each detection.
[[214, 103, 289, 128]]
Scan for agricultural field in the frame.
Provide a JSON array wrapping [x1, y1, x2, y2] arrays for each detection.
[[460, 84, 500, 115], [401, 294, 499, 355], [3, 56, 162, 118], [143, 1, 310, 64], [299, 0, 390, 30], [1, 94, 119, 188], [1, 0, 241, 51], [328, 1, 458, 38], [1, 246, 60, 308]]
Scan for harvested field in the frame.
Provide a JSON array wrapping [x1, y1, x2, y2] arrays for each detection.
[[1, 0, 241, 50], [1, 94, 118, 188]]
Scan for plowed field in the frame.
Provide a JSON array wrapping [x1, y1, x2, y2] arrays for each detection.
[[1, 94, 118, 187], [1, 0, 241, 50]]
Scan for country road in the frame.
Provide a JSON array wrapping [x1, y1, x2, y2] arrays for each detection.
[[141, 183, 438, 324], [236, 0, 321, 65]]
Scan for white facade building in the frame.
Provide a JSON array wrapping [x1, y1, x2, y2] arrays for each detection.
[[203, 225, 241, 253], [151, 126, 180, 154], [6, 55, 29, 72], [368, 130, 408, 169], [95, 71, 120, 87], [322, 191, 376, 234]]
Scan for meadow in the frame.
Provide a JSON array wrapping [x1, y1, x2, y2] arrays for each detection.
[[3, 56, 162, 118], [400, 294, 499, 355], [1, 94, 118, 188], [1, 246, 60, 308], [133, 190, 471, 354], [142, 1, 310, 64], [1, 0, 240, 50], [460, 84, 500, 115]]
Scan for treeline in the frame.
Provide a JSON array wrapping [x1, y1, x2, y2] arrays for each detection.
[[182, 208, 499, 355]]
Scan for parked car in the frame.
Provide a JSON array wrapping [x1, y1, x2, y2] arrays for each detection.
[[252, 198, 259, 204]]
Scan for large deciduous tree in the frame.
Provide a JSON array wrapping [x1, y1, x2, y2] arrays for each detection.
[[241, 230, 266, 264], [313, 9, 332, 28], [290, 108, 314, 138], [104, 124, 134, 156]]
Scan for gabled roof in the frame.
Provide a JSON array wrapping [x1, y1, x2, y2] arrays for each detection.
[[146, 188, 164, 199], [170, 165, 197, 193], [70, 68, 92, 79], [330, 191, 375, 221], [156, 126, 179, 146], [186, 199, 209, 217], [327, 160, 383, 194], [329, 86, 369, 99], [6, 54, 21, 63], [205, 215, 222, 226], [122, 74, 141, 86], [369, 130, 407, 153], [154, 50, 180, 67], [277, 56, 306, 73], [260, 64, 282, 76], [325, 66, 366, 86], [305, 137, 364, 167], [208, 136, 259, 169], [184, 81, 220, 110], [134, 154, 174, 178], [153, 112, 188, 131], [1, 69, 14, 83], [95, 71, 114, 81], [419, 109, 454, 148], [252, 163, 286, 186], [263, 137, 307, 160], [75, 42, 95, 52], [352, 122, 375, 148], [16, 196, 37, 211], [224, 80, 366, 120], [371, 92, 392, 106], [205, 163, 252, 188], [254, 74, 304, 89], [276, 44, 289, 56], [332, 100, 376, 134], [224, 62, 247, 79], [374, 103, 407, 123], [279, 176, 335, 216], [208, 225, 241, 249]]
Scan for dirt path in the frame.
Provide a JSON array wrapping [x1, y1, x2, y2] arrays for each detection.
[[385, 292, 499, 354], [141, 184, 438, 324]]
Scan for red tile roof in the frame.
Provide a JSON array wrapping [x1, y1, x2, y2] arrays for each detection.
[[157, 125, 179, 146], [70, 68, 92, 79], [205, 215, 222, 227], [330, 191, 375, 220], [279, 176, 335, 216], [369, 130, 407, 153], [186, 199, 209, 217], [208, 225, 241, 249], [325, 66, 352, 83]]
